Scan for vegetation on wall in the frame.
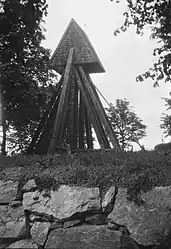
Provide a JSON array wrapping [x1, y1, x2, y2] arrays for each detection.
[[0, 149, 170, 205]]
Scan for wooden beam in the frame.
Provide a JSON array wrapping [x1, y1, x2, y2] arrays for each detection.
[[79, 92, 85, 149], [60, 112, 70, 146], [48, 48, 74, 154], [35, 90, 62, 154], [67, 71, 76, 148], [87, 74, 121, 152], [77, 66, 110, 148], [75, 67, 109, 148], [72, 77, 79, 149], [84, 106, 93, 149], [78, 66, 121, 151], [27, 77, 63, 154]]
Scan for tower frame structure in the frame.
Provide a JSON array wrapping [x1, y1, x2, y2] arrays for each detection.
[[27, 19, 121, 154]]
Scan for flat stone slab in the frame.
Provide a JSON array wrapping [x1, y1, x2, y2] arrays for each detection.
[[23, 185, 101, 220], [45, 225, 121, 249]]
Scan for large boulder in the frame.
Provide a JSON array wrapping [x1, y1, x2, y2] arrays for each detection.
[[23, 185, 101, 220], [0, 205, 27, 238], [51, 185, 101, 219], [108, 187, 171, 246], [45, 225, 121, 249], [0, 180, 18, 204]]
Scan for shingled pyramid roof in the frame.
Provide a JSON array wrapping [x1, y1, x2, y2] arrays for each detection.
[[50, 19, 105, 74]]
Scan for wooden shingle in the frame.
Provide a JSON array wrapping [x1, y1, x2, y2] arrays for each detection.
[[50, 19, 105, 74]]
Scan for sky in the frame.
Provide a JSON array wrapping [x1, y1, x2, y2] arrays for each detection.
[[0, 1, 170, 152], [42, 0, 171, 150]]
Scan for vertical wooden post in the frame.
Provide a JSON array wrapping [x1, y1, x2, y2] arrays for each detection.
[[67, 71, 76, 148], [79, 92, 85, 149], [77, 66, 110, 148], [48, 48, 74, 154], [72, 77, 79, 149], [84, 106, 93, 149], [75, 67, 109, 148]]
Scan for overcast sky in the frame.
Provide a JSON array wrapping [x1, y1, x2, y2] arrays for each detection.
[[42, 0, 171, 150]]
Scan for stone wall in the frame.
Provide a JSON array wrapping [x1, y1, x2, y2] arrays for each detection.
[[0, 179, 171, 248]]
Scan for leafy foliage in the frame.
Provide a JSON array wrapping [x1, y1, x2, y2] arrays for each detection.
[[106, 98, 147, 150], [0, 0, 56, 153], [111, 0, 171, 86], [160, 97, 171, 138]]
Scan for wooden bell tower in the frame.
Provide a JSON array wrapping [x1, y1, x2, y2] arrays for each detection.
[[27, 19, 121, 154]]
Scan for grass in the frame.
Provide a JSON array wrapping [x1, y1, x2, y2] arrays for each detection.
[[0, 150, 171, 203]]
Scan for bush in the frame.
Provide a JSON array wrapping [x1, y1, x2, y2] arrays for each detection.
[[126, 172, 154, 205], [35, 174, 59, 192]]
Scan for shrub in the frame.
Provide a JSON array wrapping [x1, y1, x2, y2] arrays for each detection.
[[35, 174, 59, 192], [126, 172, 154, 205]]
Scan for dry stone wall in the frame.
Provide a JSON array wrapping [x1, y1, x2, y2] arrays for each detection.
[[0, 179, 171, 248]]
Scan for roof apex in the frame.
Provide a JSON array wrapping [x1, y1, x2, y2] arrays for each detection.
[[50, 19, 105, 74]]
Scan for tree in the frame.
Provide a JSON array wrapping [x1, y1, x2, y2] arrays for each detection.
[[106, 98, 147, 150], [160, 98, 171, 138], [111, 0, 171, 87], [0, 0, 56, 154]]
